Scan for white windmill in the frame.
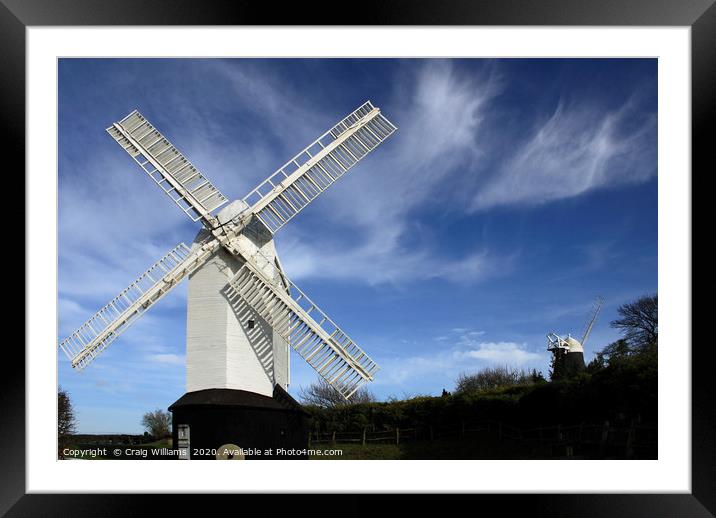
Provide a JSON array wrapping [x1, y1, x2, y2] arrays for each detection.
[[547, 297, 603, 378], [59, 101, 397, 458]]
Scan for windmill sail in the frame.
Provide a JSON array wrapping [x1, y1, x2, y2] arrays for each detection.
[[580, 297, 604, 346], [59, 241, 218, 370], [62, 100, 394, 401], [243, 101, 396, 234], [107, 110, 228, 225], [224, 257, 379, 400]]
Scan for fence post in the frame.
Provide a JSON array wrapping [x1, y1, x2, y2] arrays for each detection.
[[307, 432, 312, 448], [332, 430, 336, 446], [625, 422, 635, 459], [362, 427, 366, 447], [396, 428, 400, 446], [600, 420, 610, 457]]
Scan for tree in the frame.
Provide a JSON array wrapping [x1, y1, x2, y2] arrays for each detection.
[[586, 352, 606, 373], [529, 368, 547, 383], [586, 339, 631, 372], [548, 351, 561, 380], [299, 378, 376, 408], [58, 387, 77, 437], [58, 387, 77, 458], [601, 339, 633, 362], [142, 409, 172, 439], [454, 366, 533, 394], [611, 294, 658, 350]]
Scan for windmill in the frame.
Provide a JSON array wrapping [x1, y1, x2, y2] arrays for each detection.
[[547, 297, 603, 379], [59, 101, 397, 458]]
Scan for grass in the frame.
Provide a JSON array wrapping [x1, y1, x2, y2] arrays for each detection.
[[311, 434, 541, 460], [139, 437, 172, 448], [311, 443, 402, 460]]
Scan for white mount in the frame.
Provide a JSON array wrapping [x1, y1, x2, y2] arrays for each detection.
[[59, 101, 397, 400]]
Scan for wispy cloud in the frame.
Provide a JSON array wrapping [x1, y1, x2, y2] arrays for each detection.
[[471, 96, 656, 211], [282, 241, 516, 286], [278, 60, 510, 285]]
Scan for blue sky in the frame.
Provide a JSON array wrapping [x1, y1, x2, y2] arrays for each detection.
[[58, 58, 657, 433]]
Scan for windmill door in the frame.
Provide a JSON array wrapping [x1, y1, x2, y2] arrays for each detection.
[[177, 424, 190, 460]]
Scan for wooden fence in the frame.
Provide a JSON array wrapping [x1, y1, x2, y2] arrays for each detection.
[[307, 420, 657, 459]]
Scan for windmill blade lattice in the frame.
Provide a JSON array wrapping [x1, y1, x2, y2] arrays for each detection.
[[60, 241, 218, 370], [243, 101, 397, 234], [224, 258, 378, 399], [580, 296, 604, 346], [107, 110, 229, 225]]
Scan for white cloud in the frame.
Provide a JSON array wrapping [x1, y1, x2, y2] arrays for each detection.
[[471, 97, 656, 211], [376, 329, 547, 388], [456, 341, 542, 364]]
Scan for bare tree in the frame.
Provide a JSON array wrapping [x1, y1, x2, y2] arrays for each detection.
[[455, 366, 535, 394], [299, 378, 376, 408], [142, 409, 172, 439], [611, 294, 658, 350], [58, 387, 77, 458]]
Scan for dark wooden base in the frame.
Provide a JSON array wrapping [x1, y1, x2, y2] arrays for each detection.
[[563, 351, 586, 377], [169, 385, 309, 459], [552, 350, 586, 380]]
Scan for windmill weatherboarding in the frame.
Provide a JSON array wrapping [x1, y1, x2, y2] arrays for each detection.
[[547, 297, 603, 378], [59, 101, 397, 458]]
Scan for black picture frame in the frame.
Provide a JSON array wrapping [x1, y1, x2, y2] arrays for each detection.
[[5, 0, 708, 513]]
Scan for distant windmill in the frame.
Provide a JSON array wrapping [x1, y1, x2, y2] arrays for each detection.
[[547, 297, 603, 378], [59, 101, 397, 458]]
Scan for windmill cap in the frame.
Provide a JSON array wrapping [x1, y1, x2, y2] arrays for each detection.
[[216, 199, 249, 224], [192, 199, 250, 246], [564, 336, 584, 353]]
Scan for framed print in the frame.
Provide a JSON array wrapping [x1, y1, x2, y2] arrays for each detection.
[[5, 0, 710, 513]]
